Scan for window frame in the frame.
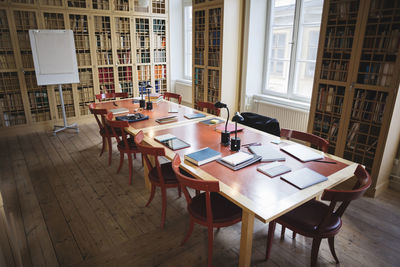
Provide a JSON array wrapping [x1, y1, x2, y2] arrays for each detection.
[[262, 0, 322, 103], [183, 2, 192, 80]]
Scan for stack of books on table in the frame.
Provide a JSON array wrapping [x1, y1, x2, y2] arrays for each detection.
[[217, 151, 262, 171], [146, 93, 163, 103], [184, 147, 221, 166]]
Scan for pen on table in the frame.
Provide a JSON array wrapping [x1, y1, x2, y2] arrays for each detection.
[[312, 160, 337, 164], [242, 142, 261, 147]]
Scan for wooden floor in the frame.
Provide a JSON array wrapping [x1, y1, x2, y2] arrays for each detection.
[[1, 121, 400, 267]]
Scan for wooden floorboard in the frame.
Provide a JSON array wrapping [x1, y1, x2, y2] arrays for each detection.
[[0, 121, 399, 266]]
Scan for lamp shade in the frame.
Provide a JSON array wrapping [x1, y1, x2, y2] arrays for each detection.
[[214, 101, 227, 109], [232, 112, 244, 122]]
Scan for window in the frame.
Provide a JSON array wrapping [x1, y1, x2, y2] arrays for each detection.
[[263, 0, 323, 101], [183, 4, 192, 79]]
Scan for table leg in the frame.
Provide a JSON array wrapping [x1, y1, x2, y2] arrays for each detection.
[[143, 155, 152, 191], [239, 210, 255, 267]]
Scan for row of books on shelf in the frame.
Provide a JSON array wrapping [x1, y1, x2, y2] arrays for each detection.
[[313, 118, 339, 142], [209, 30, 221, 46], [208, 52, 220, 66], [116, 34, 131, 49], [328, 1, 358, 19], [136, 52, 151, 64], [363, 29, 400, 53], [70, 16, 88, 32], [325, 29, 354, 50], [153, 50, 166, 62], [358, 62, 394, 86], [31, 111, 51, 122], [346, 122, 378, 152], [78, 87, 95, 102], [208, 70, 219, 89], [154, 65, 166, 79], [153, 34, 166, 48], [75, 35, 90, 49], [194, 52, 204, 65], [114, 0, 130, 11], [317, 86, 343, 113], [194, 68, 204, 81], [98, 68, 114, 83], [76, 53, 91, 66], [97, 53, 113, 65], [28, 91, 49, 109], [55, 92, 74, 105], [115, 21, 130, 33], [351, 90, 386, 123], [136, 36, 150, 48], [96, 34, 112, 49], [2, 112, 26, 127], [0, 54, 16, 69], [137, 66, 151, 80], [117, 52, 131, 64], [79, 70, 93, 84], [320, 61, 348, 81], [0, 94, 24, 111]]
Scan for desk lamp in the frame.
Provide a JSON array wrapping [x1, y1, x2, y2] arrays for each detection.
[[214, 101, 230, 146], [231, 112, 244, 151], [145, 82, 153, 110], [139, 81, 146, 108]]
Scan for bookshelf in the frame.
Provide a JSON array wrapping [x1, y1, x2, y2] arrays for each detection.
[[192, 1, 223, 109], [0, 0, 169, 131], [308, 0, 400, 196]]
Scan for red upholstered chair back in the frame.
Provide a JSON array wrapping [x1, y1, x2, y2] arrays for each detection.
[[89, 103, 107, 132], [195, 101, 220, 116], [96, 92, 128, 101], [134, 130, 167, 186], [163, 92, 182, 104], [171, 154, 220, 223], [105, 112, 130, 148], [280, 128, 329, 153]]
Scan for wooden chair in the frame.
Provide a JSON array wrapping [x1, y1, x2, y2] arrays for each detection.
[[89, 103, 122, 165], [95, 92, 128, 101], [195, 101, 220, 116], [105, 112, 140, 184], [171, 154, 242, 267], [134, 130, 181, 228], [265, 165, 371, 267], [163, 92, 182, 104], [280, 128, 329, 153]]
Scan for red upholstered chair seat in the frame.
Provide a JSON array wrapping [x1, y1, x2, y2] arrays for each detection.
[[148, 162, 179, 185], [280, 200, 341, 233], [189, 192, 242, 224]]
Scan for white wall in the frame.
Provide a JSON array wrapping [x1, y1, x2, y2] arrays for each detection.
[[168, 0, 184, 93], [240, 0, 268, 112]]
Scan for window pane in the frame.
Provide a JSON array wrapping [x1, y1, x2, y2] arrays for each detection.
[[293, 0, 323, 98], [265, 0, 295, 94]]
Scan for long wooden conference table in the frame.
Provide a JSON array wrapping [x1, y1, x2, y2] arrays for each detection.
[[94, 98, 357, 267]]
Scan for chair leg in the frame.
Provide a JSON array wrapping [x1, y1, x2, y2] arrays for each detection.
[[310, 237, 322, 267], [107, 137, 113, 166], [266, 221, 276, 260], [177, 185, 181, 198], [145, 184, 156, 207], [160, 188, 167, 228], [181, 219, 194, 245], [292, 231, 296, 239], [117, 152, 124, 173], [128, 153, 133, 185], [328, 237, 339, 263], [100, 136, 106, 156], [207, 226, 214, 267]]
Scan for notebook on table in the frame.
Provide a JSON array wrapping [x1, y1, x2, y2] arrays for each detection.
[[257, 162, 291, 177], [280, 168, 328, 189], [248, 145, 286, 162], [154, 134, 190, 151], [110, 107, 129, 115], [184, 113, 206, 119], [184, 147, 221, 166], [217, 151, 262, 171], [155, 115, 178, 124], [280, 144, 324, 162]]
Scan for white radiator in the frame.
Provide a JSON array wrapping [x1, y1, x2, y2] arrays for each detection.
[[254, 100, 309, 132], [174, 80, 192, 104]]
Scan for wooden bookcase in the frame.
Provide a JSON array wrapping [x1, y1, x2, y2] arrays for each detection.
[[192, 0, 223, 114], [308, 0, 400, 196], [0, 0, 169, 131]]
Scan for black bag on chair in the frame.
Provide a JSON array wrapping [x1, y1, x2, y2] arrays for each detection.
[[239, 112, 280, 137]]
